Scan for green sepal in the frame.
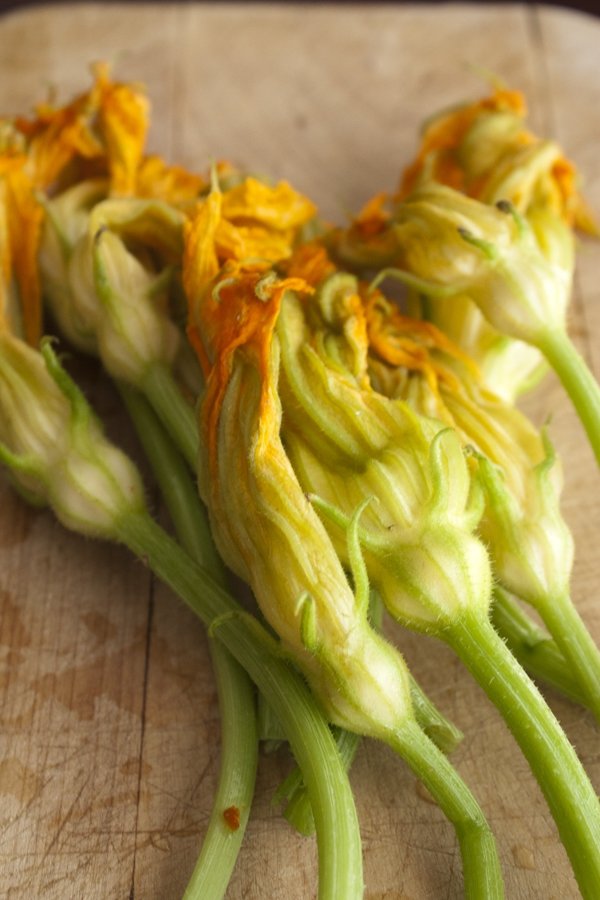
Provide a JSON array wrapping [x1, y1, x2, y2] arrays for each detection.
[[457, 227, 499, 261], [0, 443, 43, 482], [40, 337, 95, 434], [297, 592, 319, 653], [346, 496, 374, 618], [369, 265, 464, 299]]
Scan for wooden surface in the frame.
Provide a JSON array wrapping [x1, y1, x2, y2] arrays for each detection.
[[1, 3, 599, 898]]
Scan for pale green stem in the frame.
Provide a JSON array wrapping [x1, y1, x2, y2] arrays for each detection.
[[537, 326, 600, 466], [115, 509, 364, 900], [536, 591, 600, 724], [183, 642, 257, 900], [408, 673, 464, 754], [277, 592, 462, 837], [388, 721, 504, 900], [491, 589, 587, 708], [119, 384, 258, 900], [280, 670, 463, 838], [370, 594, 463, 753], [141, 361, 199, 469], [279, 727, 360, 837], [446, 610, 600, 899]]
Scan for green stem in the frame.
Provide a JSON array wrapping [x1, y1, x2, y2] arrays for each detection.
[[408, 673, 463, 754], [119, 383, 216, 574], [389, 721, 504, 900], [183, 640, 257, 900], [281, 730, 358, 836], [119, 384, 257, 900], [141, 361, 199, 470], [371, 592, 463, 752], [279, 671, 463, 838], [491, 588, 588, 708], [446, 610, 600, 899], [537, 592, 600, 724], [537, 327, 600, 466], [277, 591, 463, 838], [279, 727, 361, 837], [115, 509, 364, 900]]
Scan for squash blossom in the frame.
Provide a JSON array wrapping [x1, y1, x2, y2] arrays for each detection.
[[377, 180, 600, 466], [40, 189, 184, 385], [0, 63, 151, 346], [398, 85, 595, 230], [0, 212, 143, 532], [0, 329, 145, 535], [384, 183, 572, 348], [184, 216, 415, 739], [308, 266, 600, 717], [394, 83, 593, 368], [271, 261, 491, 634], [362, 281, 574, 609], [272, 252, 600, 889], [334, 86, 596, 402]]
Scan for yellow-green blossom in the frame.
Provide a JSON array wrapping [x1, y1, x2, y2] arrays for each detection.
[[275, 270, 491, 632], [389, 183, 572, 347], [476, 439, 573, 605], [183, 217, 413, 738], [361, 277, 573, 608], [40, 188, 184, 384], [0, 332, 144, 535], [333, 86, 596, 401], [398, 84, 596, 235]]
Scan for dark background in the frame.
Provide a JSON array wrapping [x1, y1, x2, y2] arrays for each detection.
[[0, 0, 599, 15]]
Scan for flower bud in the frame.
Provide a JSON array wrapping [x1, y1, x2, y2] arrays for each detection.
[[41, 190, 183, 384], [475, 438, 573, 605], [39, 179, 109, 354], [0, 333, 145, 536]]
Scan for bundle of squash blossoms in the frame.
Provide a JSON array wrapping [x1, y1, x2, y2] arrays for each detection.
[[2, 66, 600, 899]]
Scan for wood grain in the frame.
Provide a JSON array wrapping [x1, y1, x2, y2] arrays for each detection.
[[0, 4, 599, 898]]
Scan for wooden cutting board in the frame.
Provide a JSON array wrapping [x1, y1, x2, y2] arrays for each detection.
[[1, 3, 599, 898]]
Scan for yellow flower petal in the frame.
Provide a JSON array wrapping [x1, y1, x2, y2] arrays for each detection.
[[136, 155, 205, 210], [93, 62, 149, 196], [221, 177, 316, 230], [12, 62, 148, 195]]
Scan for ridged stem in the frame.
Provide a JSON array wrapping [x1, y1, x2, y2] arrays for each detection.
[[141, 361, 199, 469], [115, 508, 364, 900], [446, 611, 600, 899], [536, 591, 600, 724], [388, 721, 504, 900], [119, 384, 258, 900], [491, 588, 587, 707], [538, 326, 600, 466]]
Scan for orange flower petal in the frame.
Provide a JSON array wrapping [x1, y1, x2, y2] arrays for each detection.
[[364, 288, 478, 397], [398, 88, 526, 200], [136, 155, 205, 210], [0, 159, 43, 344], [221, 177, 316, 230]]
